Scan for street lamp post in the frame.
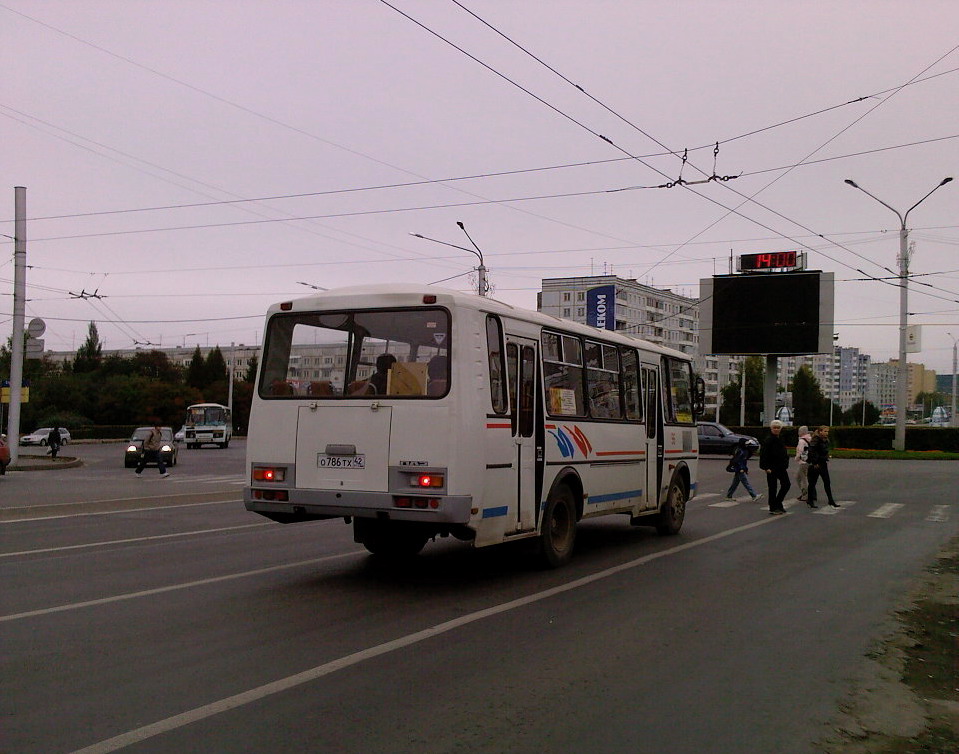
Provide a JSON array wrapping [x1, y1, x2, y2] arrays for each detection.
[[948, 332, 958, 428], [844, 176, 953, 450]]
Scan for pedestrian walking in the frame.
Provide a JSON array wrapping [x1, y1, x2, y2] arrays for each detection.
[[794, 425, 812, 502], [46, 427, 62, 459], [724, 437, 763, 503], [806, 425, 838, 508], [759, 419, 790, 514], [135, 421, 170, 478]]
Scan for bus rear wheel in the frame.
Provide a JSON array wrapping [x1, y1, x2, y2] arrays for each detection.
[[539, 484, 577, 568], [655, 479, 687, 535]]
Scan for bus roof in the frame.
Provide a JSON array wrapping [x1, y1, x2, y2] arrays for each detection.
[[265, 284, 692, 362]]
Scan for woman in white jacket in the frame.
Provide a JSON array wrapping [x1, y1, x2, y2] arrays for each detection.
[[794, 425, 812, 502]]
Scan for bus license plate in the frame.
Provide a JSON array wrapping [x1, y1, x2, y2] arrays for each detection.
[[317, 454, 365, 469]]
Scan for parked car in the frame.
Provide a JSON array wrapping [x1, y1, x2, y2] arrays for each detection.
[[20, 427, 72, 446], [124, 426, 178, 468], [0, 434, 10, 475], [174, 425, 186, 443], [697, 421, 759, 454]]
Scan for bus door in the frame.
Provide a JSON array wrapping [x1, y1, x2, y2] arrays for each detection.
[[642, 365, 664, 507], [505, 337, 540, 532]]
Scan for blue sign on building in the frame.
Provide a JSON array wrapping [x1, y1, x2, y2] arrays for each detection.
[[586, 285, 616, 330]]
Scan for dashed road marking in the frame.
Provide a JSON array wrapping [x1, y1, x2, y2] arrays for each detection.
[[926, 505, 950, 522], [867, 503, 904, 519]]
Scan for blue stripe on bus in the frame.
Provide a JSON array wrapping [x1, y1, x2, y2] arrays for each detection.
[[587, 489, 643, 505], [482, 506, 509, 519]]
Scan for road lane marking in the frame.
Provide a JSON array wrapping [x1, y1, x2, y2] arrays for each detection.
[[66, 515, 784, 754], [0, 498, 243, 524], [926, 505, 950, 522], [868, 503, 904, 519], [0, 523, 275, 558], [0, 551, 362, 624]]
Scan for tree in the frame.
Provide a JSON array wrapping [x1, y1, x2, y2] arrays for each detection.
[[719, 356, 765, 425], [790, 365, 829, 427], [842, 400, 880, 426], [243, 354, 259, 384], [73, 322, 103, 373], [204, 346, 228, 387], [186, 346, 206, 390]]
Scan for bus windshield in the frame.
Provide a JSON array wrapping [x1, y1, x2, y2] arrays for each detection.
[[187, 405, 229, 425], [260, 307, 450, 399]]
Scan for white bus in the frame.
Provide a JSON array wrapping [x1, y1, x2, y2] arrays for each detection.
[[184, 402, 233, 449], [244, 285, 703, 566]]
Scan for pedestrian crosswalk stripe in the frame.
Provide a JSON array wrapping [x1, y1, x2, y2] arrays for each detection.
[[868, 503, 904, 519], [709, 500, 739, 508], [926, 505, 950, 522]]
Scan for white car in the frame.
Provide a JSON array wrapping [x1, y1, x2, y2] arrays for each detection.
[[174, 425, 186, 443], [20, 428, 72, 446]]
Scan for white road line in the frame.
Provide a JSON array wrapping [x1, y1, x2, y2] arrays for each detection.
[[868, 503, 904, 519], [73, 516, 780, 754], [0, 522, 274, 558], [695, 492, 720, 501], [67, 515, 785, 754], [926, 505, 950, 522], [0, 499, 243, 524], [709, 500, 739, 508], [0, 550, 361, 624]]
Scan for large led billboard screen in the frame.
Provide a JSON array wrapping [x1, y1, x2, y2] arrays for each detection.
[[699, 271, 834, 355]]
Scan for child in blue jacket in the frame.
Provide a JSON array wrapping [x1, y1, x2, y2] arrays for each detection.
[[724, 437, 763, 502]]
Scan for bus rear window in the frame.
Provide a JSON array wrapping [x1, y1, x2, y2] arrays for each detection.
[[260, 308, 450, 399]]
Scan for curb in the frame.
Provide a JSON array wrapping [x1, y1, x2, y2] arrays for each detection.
[[7, 455, 83, 472]]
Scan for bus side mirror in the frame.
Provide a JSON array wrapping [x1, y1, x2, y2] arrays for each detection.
[[693, 377, 706, 419]]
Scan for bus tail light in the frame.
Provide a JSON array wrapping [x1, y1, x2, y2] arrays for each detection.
[[412, 474, 444, 488], [253, 466, 286, 482], [252, 489, 289, 502], [393, 497, 441, 509]]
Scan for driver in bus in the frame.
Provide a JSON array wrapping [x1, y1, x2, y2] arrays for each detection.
[[370, 353, 396, 394]]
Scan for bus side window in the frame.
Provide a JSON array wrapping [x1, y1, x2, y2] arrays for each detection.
[[486, 315, 507, 414], [542, 332, 585, 417]]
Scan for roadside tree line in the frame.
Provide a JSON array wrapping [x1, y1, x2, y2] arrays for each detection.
[[2, 323, 257, 434]]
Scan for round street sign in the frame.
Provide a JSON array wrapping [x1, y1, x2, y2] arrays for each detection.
[[27, 318, 46, 337]]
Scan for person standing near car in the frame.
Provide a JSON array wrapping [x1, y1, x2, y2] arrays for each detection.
[[807, 425, 838, 508], [135, 421, 169, 478], [759, 419, 789, 515], [46, 427, 62, 459]]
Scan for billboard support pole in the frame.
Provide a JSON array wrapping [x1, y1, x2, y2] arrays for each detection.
[[764, 355, 777, 427]]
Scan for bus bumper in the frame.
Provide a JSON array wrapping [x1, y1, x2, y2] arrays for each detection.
[[244, 487, 473, 525]]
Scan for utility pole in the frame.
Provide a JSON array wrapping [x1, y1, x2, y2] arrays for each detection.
[[6, 187, 27, 465], [739, 359, 746, 426], [949, 332, 958, 428], [228, 342, 235, 413], [844, 176, 953, 450]]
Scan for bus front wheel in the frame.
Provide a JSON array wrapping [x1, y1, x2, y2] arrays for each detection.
[[539, 484, 577, 568], [656, 479, 687, 536]]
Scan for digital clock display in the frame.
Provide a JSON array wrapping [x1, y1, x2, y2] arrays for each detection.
[[739, 251, 800, 271]]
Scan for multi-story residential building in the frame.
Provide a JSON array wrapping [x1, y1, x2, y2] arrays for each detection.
[[779, 347, 870, 412]]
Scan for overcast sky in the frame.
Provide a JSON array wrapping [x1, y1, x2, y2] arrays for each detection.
[[2, 1, 958, 373]]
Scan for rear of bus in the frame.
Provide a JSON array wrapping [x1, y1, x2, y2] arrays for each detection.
[[244, 287, 475, 557]]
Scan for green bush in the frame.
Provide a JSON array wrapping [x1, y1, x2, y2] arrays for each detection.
[[729, 425, 959, 452], [71, 425, 140, 441]]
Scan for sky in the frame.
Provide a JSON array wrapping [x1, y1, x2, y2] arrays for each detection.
[[2, 1, 958, 373]]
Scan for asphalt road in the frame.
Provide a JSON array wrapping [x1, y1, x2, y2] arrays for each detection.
[[1, 446, 956, 754]]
